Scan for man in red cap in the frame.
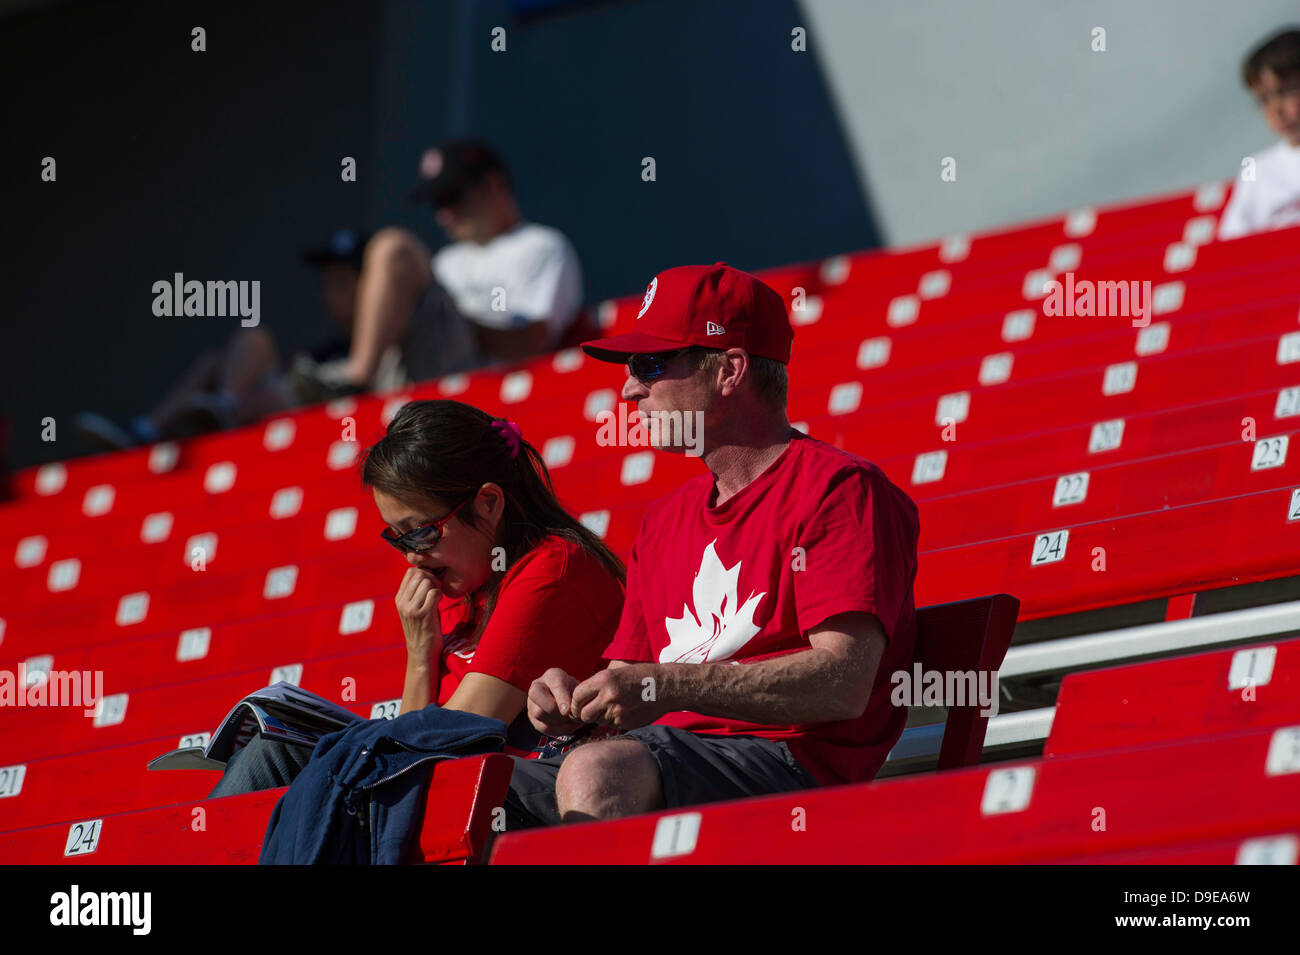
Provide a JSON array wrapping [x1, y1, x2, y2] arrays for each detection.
[[502, 263, 922, 829]]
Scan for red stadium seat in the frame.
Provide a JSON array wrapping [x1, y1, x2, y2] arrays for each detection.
[[912, 594, 1020, 770]]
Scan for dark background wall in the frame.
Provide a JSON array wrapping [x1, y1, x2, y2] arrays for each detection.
[[2, 0, 877, 471]]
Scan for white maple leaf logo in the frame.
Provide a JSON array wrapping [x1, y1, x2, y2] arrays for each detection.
[[661, 540, 766, 663]]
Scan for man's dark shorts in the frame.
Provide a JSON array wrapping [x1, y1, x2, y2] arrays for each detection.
[[502, 725, 819, 830]]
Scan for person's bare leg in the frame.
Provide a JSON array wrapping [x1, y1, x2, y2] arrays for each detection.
[[343, 227, 433, 387], [144, 348, 222, 431], [553, 738, 666, 823], [217, 327, 279, 400], [234, 379, 294, 425]]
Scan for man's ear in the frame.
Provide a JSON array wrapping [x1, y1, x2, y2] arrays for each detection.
[[717, 348, 749, 398]]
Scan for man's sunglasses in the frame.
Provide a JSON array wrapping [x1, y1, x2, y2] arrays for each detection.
[[627, 348, 696, 385], [380, 499, 470, 554]]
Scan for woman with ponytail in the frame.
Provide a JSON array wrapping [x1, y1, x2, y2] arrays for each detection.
[[208, 399, 625, 797]]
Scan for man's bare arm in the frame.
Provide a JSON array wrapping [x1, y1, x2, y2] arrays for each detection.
[[572, 613, 888, 729], [655, 612, 887, 724]]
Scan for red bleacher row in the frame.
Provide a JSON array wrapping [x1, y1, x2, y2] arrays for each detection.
[[3, 636, 1298, 864], [3, 248, 1297, 607], [5, 180, 1300, 864], [0, 652, 416, 829], [490, 637, 1300, 864], [4, 304, 1299, 626], [5, 284, 1300, 568], [490, 724, 1300, 864], [2, 232, 1289, 639], [0, 643, 410, 767], [2, 210, 1300, 660], [0, 754, 513, 865], [0, 181, 1271, 509], [6, 406, 1298, 626], [0, 586, 1018, 837], [8, 283, 1300, 546], [4, 446, 1298, 698], [3, 177, 1229, 511]]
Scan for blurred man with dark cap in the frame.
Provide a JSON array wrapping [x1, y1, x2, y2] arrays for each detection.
[[291, 139, 585, 401], [76, 228, 373, 448]]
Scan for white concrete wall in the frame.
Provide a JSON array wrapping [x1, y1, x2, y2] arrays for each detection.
[[801, 0, 1299, 245]]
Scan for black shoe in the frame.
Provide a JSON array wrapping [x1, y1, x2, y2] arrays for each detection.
[[163, 393, 236, 438], [289, 357, 366, 405], [75, 412, 141, 451]]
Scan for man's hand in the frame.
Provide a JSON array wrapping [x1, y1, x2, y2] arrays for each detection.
[[395, 567, 442, 660], [570, 663, 667, 730], [527, 668, 586, 736]]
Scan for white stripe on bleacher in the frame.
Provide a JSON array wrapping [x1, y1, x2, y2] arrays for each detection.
[[887, 600, 1300, 768], [886, 707, 1055, 764], [983, 707, 1056, 748], [1000, 598, 1300, 680]]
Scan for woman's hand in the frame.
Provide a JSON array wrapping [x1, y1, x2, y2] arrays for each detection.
[[395, 566, 443, 660], [396, 567, 443, 716]]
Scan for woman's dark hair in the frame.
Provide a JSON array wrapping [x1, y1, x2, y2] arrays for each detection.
[[1244, 28, 1300, 88], [358, 399, 625, 641]]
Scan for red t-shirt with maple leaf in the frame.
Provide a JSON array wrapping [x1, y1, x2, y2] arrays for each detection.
[[435, 535, 624, 755], [602, 431, 921, 786]]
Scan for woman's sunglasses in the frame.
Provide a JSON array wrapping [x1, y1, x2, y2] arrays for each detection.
[[380, 499, 470, 554], [627, 348, 696, 385]]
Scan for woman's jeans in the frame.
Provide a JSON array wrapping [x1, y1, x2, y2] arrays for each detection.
[[207, 736, 315, 798]]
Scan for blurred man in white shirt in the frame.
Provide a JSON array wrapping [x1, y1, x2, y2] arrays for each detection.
[[1218, 28, 1300, 240], [294, 140, 584, 402]]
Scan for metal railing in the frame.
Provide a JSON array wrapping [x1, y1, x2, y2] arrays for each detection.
[[883, 599, 1300, 772]]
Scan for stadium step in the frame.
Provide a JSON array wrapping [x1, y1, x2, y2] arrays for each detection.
[[0, 648, 405, 765], [0, 752, 513, 864], [1045, 636, 1300, 758]]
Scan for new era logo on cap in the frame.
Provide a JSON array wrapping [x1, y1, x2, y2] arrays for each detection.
[[581, 262, 793, 364]]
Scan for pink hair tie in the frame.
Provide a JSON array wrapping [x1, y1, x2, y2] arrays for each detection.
[[493, 419, 522, 458]]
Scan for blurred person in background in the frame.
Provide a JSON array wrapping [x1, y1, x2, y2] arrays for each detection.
[[290, 139, 588, 402], [75, 228, 372, 450], [1218, 27, 1300, 240]]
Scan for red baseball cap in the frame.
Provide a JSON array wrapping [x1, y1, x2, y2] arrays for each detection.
[[581, 263, 794, 364]]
